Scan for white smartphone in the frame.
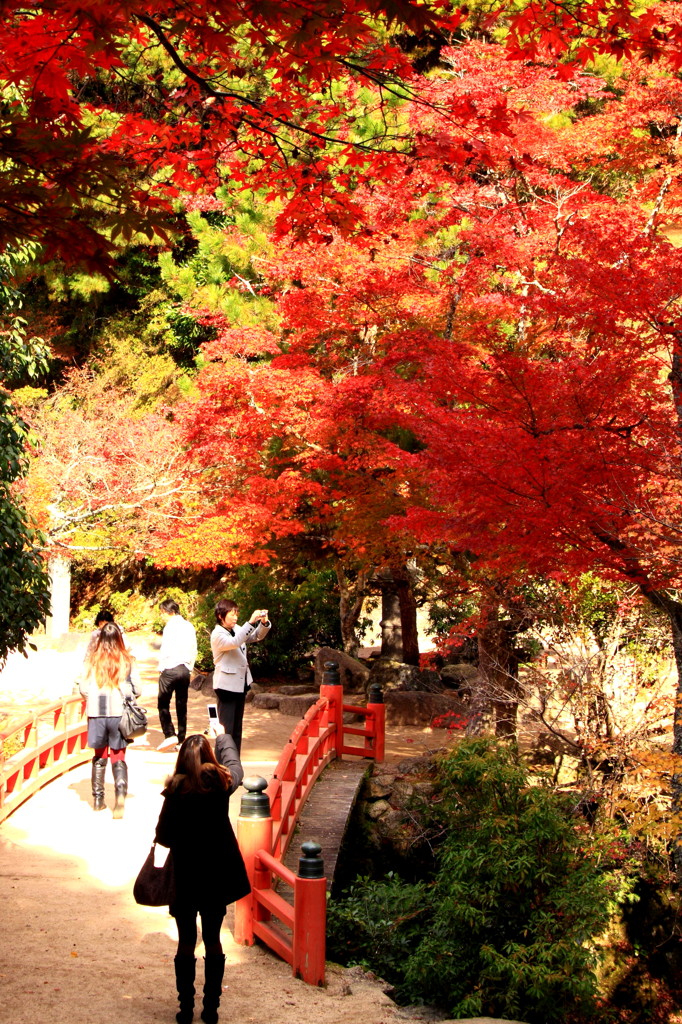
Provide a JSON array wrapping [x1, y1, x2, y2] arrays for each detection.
[[207, 704, 218, 722]]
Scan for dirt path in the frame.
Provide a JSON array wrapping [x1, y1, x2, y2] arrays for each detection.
[[0, 633, 457, 1024]]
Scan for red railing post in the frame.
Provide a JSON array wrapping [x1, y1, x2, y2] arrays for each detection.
[[292, 842, 326, 986], [235, 776, 272, 946], [367, 683, 386, 762], [319, 661, 344, 758]]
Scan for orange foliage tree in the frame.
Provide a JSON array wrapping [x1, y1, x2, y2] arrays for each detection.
[[17, 367, 187, 566]]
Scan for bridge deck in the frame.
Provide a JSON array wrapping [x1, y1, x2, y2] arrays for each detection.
[[281, 758, 368, 893]]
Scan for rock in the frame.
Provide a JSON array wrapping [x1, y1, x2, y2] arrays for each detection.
[[277, 694, 319, 716], [369, 659, 443, 693], [314, 646, 370, 691], [190, 672, 216, 698], [391, 779, 415, 803], [440, 663, 481, 691], [251, 693, 282, 710], [411, 779, 438, 799], [385, 690, 468, 726], [278, 684, 319, 696], [365, 776, 394, 800], [296, 665, 315, 683], [379, 808, 407, 838], [393, 753, 443, 776], [366, 798, 391, 820], [190, 670, 210, 692]]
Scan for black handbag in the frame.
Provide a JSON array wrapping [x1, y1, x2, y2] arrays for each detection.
[[133, 843, 176, 906], [119, 693, 148, 740]]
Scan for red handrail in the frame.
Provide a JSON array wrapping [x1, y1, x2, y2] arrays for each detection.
[[236, 673, 385, 985], [0, 696, 89, 824], [266, 696, 336, 859]]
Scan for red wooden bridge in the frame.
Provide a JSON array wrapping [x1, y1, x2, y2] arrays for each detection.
[[0, 661, 385, 988]]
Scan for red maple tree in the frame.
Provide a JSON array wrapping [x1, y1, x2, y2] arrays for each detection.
[[155, 43, 682, 819], [3, 1, 682, 270]]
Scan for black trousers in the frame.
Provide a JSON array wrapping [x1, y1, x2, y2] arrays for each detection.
[[158, 665, 190, 742], [214, 688, 247, 753]]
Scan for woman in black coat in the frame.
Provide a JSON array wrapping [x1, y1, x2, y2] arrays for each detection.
[[155, 730, 250, 1024]]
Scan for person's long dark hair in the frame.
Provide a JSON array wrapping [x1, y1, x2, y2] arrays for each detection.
[[170, 734, 232, 792]]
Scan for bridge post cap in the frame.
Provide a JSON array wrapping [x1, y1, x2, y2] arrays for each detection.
[[298, 840, 324, 879], [240, 775, 271, 818], [242, 775, 268, 792], [367, 682, 384, 704], [322, 661, 340, 687]]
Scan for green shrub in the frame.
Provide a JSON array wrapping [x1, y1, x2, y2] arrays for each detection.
[[69, 566, 340, 677], [328, 738, 636, 1023], [71, 591, 156, 632], [327, 872, 431, 979], [149, 587, 200, 633], [192, 565, 341, 675], [71, 587, 200, 634], [107, 590, 157, 631], [71, 603, 103, 632]]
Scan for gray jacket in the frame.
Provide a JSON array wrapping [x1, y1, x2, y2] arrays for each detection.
[[210, 620, 271, 694]]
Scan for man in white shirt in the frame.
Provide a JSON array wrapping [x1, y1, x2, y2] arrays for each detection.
[[157, 598, 198, 751]]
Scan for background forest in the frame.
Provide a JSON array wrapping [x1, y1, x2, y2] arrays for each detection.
[[3, 1, 682, 1021]]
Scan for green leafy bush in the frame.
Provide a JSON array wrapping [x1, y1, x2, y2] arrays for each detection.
[[71, 587, 200, 634], [192, 565, 341, 675], [328, 739, 636, 1023], [327, 872, 431, 980], [71, 591, 156, 632], [149, 587, 200, 633]]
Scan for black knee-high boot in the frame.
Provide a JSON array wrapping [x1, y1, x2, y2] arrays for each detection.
[[200, 954, 225, 1024], [174, 955, 196, 1024], [91, 756, 107, 811], [111, 759, 128, 819]]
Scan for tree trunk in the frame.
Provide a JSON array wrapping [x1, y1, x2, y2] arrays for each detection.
[[336, 564, 368, 657], [376, 567, 420, 664], [380, 583, 403, 660], [45, 555, 71, 638], [398, 578, 420, 666], [468, 603, 519, 737], [663, 601, 682, 872]]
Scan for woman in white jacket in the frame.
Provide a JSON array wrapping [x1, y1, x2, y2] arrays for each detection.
[[79, 621, 141, 817], [210, 599, 270, 753]]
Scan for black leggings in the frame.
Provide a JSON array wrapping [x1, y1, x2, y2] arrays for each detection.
[[175, 906, 225, 958]]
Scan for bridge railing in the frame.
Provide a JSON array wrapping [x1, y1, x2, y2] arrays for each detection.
[[235, 661, 385, 985], [0, 695, 90, 824]]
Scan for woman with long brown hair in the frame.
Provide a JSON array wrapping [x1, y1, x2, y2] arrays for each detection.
[[79, 621, 141, 817], [154, 730, 250, 1024]]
